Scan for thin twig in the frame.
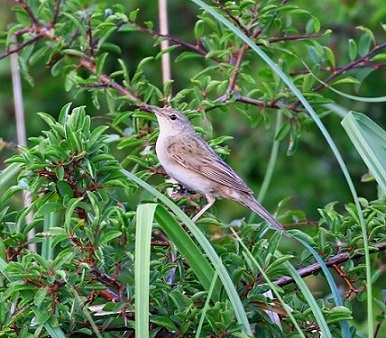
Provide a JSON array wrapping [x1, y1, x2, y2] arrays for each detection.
[[52, 0, 61, 25], [0, 34, 44, 61], [274, 241, 386, 287]]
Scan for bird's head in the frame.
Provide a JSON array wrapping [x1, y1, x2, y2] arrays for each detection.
[[154, 108, 193, 135]]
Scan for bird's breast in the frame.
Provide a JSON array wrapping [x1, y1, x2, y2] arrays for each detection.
[[156, 135, 214, 195]]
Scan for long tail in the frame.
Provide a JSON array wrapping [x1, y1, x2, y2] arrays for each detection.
[[239, 193, 290, 237]]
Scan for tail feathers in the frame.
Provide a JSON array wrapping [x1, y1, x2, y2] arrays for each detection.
[[239, 194, 289, 237]]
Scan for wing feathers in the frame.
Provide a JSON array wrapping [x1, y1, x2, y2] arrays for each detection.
[[168, 136, 252, 194]]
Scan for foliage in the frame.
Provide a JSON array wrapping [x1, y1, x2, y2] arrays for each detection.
[[0, 0, 386, 337]]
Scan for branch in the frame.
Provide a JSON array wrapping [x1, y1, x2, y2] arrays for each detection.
[[232, 93, 302, 112], [14, 0, 40, 26], [118, 20, 211, 59], [275, 241, 386, 287], [0, 35, 44, 61], [78, 57, 157, 113], [312, 42, 386, 93]]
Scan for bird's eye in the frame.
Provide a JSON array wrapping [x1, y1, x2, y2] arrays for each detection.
[[170, 114, 177, 120]]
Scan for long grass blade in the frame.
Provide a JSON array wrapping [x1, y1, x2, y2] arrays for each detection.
[[135, 203, 157, 338], [122, 169, 252, 335], [0, 163, 21, 190], [155, 206, 220, 298], [342, 112, 386, 195], [231, 229, 306, 337]]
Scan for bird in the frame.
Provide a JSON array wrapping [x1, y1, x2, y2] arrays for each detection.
[[153, 107, 288, 236]]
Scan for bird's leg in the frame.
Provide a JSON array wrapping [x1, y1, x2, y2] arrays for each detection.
[[170, 185, 203, 213], [191, 195, 216, 222], [170, 184, 189, 199]]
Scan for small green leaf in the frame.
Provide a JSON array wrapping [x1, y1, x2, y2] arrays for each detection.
[[129, 8, 139, 21], [118, 23, 138, 32], [329, 77, 360, 86], [95, 52, 108, 75], [150, 316, 179, 331], [306, 17, 320, 34], [57, 181, 74, 199], [348, 39, 357, 61], [194, 20, 205, 38], [37, 112, 57, 127], [358, 33, 372, 57], [144, 21, 153, 29], [62, 49, 85, 57], [36, 310, 51, 325], [266, 255, 293, 274], [175, 51, 203, 63], [36, 202, 63, 218], [323, 46, 336, 68], [326, 306, 353, 324], [98, 231, 122, 246], [34, 287, 48, 307], [55, 166, 64, 180]]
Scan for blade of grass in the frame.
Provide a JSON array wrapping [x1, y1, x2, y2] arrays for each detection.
[[41, 212, 56, 260], [257, 110, 283, 203], [122, 169, 252, 336], [0, 162, 22, 190], [195, 261, 220, 338], [135, 203, 157, 338], [231, 228, 305, 338], [71, 287, 103, 338], [155, 206, 220, 298], [342, 112, 386, 195]]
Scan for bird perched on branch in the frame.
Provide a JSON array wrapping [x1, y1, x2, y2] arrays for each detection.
[[154, 107, 289, 236]]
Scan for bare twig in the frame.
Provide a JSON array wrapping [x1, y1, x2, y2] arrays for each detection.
[[52, 0, 62, 25], [275, 241, 386, 287]]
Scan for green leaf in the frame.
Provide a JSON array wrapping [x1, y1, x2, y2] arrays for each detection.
[[62, 49, 85, 57], [57, 181, 74, 199], [358, 33, 372, 57], [348, 39, 357, 61], [95, 52, 108, 75], [37, 112, 57, 127], [329, 77, 360, 86], [129, 8, 140, 21], [194, 20, 205, 38], [326, 306, 353, 324], [34, 287, 48, 307], [36, 202, 63, 218], [117, 23, 138, 32], [150, 316, 179, 331], [98, 231, 122, 246], [55, 166, 64, 180]]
